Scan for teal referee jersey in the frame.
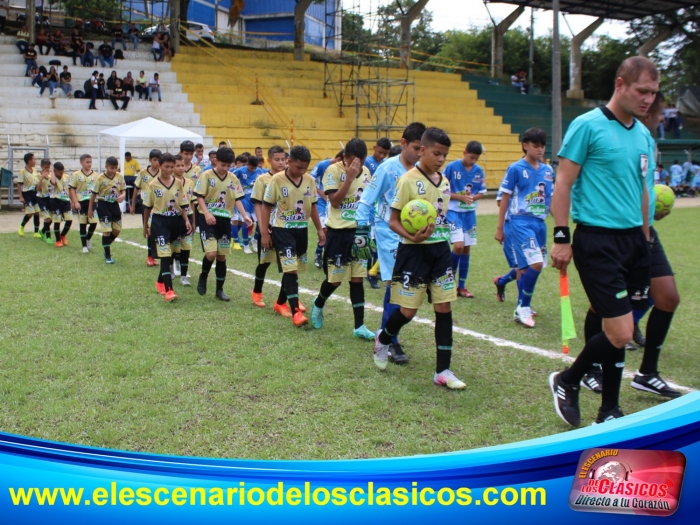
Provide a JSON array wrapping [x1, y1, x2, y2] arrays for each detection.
[[559, 106, 655, 229]]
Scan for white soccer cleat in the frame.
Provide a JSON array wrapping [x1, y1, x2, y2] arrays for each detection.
[[250, 238, 258, 252], [434, 369, 466, 389], [514, 305, 536, 328], [243, 245, 253, 254], [173, 259, 181, 276], [82, 246, 89, 253]]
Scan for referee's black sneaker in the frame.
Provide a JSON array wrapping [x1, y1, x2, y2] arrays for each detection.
[[631, 372, 681, 398], [388, 343, 409, 365], [594, 406, 625, 424], [581, 366, 603, 394], [197, 274, 207, 296], [549, 370, 581, 427]]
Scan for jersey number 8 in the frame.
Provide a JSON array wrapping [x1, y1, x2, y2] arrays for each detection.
[[282, 187, 288, 197]]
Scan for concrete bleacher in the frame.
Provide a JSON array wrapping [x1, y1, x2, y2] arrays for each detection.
[[0, 36, 211, 179], [171, 46, 524, 187]]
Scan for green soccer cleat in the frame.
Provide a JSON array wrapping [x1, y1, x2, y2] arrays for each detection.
[[353, 325, 375, 340], [45, 236, 53, 245], [18, 225, 24, 236], [311, 304, 324, 329]]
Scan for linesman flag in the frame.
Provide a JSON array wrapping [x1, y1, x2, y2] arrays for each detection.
[[559, 271, 577, 354]]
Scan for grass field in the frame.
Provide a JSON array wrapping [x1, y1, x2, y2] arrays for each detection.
[[0, 209, 698, 460]]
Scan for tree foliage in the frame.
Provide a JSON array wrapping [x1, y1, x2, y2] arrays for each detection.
[[581, 36, 637, 101]]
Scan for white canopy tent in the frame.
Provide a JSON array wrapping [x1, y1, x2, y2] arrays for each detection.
[[97, 117, 204, 170]]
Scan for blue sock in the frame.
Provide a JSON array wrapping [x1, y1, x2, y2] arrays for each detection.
[[231, 224, 240, 244], [458, 254, 470, 289], [241, 225, 249, 246], [381, 285, 399, 344], [315, 243, 323, 256], [451, 252, 460, 274], [519, 267, 541, 308], [516, 270, 524, 305], [633, 305, 650, 325], [498, 269, 517, 287]]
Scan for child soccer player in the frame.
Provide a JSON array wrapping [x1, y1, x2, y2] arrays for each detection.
[[493, 189, 518, 302], [311, 139, 375, 339], [175, 141, 202, 277], [356, 122, 426, 366], [669, 160, 683, 195], [131, 149, 161, 267], [233, 154, 264, 253], [364, 138, 391, 175], [180, 140, 202, 182], [143, 153, 193, 302], [16, 152, 41, 238], [88, 156, 126, 264], [69, 154, 98, 253], [194, 147, 252, 301], [310, 150, 344, 268], [35, 158, 54, 244], [49, 162, 73, 247], [172, 154, 196, 285], [495, 128, 553, 328], [373, 127, 464, 389], [444, 140, 486, 298], [260, 146, 324, 326], [250, 145, 288, 309]]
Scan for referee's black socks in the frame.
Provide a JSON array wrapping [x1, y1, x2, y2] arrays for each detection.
[[563, 331, 620, 386], [601, 345, 625, 412], [640, 308, 675, 375]]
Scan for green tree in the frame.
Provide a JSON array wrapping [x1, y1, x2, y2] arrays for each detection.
[[58, 0, 122, 21], [580, 36, 637, 101]]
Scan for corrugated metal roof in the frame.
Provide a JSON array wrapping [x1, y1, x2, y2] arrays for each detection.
[[492, 0, 694, 21]]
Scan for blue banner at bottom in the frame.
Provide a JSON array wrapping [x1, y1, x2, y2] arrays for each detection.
[[2, 392, 699, 523]]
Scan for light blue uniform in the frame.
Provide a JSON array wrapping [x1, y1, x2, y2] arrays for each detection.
[[443, 159, 486, 246], [499, 158, 553, 269], [670, 164, 683, 187], [310, 159, 333, 227], [357, 155, 408, 281], [364, 156, 381, 175], [497, 188, 517, 269], [233, 166, 264, 218], [691, 164, 700, 188]]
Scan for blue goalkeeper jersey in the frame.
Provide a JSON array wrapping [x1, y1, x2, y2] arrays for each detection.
[[233, 166, 264, 196], [364, 156, 382, 176]]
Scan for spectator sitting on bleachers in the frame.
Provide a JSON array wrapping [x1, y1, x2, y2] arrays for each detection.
[[162, 33, 174, 61], [151, 32, 164, 62], [112, 24, 127, 51], [39, 65, 59, 99], [148, 73, 162, 102], [110, 78, 129, 110], [16, 25, 30, 54], [0, 0, 8, 35], [81, 42, 95, 67], [511, 71, 529, 94], [107, 70, 119, 91], [36, 28, 50, 55], [119, 71, 134, 98], [49, 29, 63, 55], [70, 27, 82, 65], [30, 66, 43, 88], [128, 23, 141, 50], [24, 43, 38, 77], [59, 65, 72, 98], [98, 40, 115, 68], [135, 70, 148, 100]]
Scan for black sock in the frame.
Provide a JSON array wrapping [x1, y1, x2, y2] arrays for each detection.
[[80, 224, 87, 246], [277, 284, 288, 306], [33, 214, 40, 231], [160, 257, 173, 291], [584, 309, 603, 342], [53, 223, 61, 239], [282, 273, 299, 313], [147, 235, 156, 258], [102, 235, 111, 258], [180, 250, 190, 278], [562, 331, 618, 385], [254, 263, 270, 293], [21, 214, 31, 227], [379, 310, 411, 345], [314, 280, 337, 309], [215, 259, 226, 290], [44, 224, 52, 239], [202, 256, 213, 276], [349, 281, 365, 329], [61, 221, 72, 237], [87, 223, 97, 240], [157, 272, 163, 283], [640, 308, 675, 375], [601, 345, 625, 412], [435, 311, 453, 373]]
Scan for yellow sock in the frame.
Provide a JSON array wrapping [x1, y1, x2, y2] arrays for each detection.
[[368, 259, 380, 277]]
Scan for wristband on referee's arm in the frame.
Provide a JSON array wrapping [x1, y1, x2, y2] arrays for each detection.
[[553, 226, 571, 244]]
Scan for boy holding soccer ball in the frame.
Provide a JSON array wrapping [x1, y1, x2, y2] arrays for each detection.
[[495, 128, 553, 329], [373, 127, 465, 390]]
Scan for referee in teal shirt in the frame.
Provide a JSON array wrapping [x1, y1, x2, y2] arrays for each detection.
[[549, 57, 659, 427]]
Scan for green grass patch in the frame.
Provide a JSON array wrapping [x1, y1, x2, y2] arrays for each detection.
[[0, 210, 697, 459]]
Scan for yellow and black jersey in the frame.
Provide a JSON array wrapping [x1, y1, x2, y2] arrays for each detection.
[[143, 176, 190, 216], [184, 164, 202, 182], [51, 176, 71, 201], [263, 170, 317, 229], [16, 167, 38, 192], [177, 176, 196, 216], [35, 173, 54, 198], [391, 167, 451, 245], [193, 168, 244, 219], [92, 172, 127, 202], [69, 170, 96, 201], [135, 167, 161, 190], [323, 162, 371, 229], [250, 172, 275, 204]]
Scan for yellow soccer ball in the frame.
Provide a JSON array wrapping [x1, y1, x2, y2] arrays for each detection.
[[401, 199, 437, 234], [654, 184, 675, 216]]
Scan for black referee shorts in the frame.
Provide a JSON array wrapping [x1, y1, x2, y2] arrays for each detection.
[[572, 225, 651, 318], [650, 226, 674, 279]]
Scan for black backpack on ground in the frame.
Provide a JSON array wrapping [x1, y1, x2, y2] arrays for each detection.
[[73, 90, 85, 98]]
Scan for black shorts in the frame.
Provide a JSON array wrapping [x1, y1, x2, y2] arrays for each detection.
[[151, 214, 188, 257], [95, 200, 122, 230], [650, 226, 674, 279], [271, 226, 308, 273], [197, 214, 231, 255], [323, 227, 355, 271], [21, 190, 38, 208], [50, 198, 71, 216], [37, 197, 51, 214], [572, 225, 651, 318], [390, 241, 456, 306], [79, 200, 91, 215]]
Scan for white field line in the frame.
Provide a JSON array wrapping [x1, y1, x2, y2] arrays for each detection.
[[115, 238, 694, 393]]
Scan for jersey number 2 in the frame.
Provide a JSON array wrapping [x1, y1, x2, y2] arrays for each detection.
[[416, 181, 426, 195]]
